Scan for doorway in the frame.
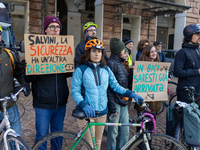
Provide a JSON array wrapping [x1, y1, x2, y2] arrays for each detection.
[[157, 27, 168, 49], [57, 0, 67, 35]]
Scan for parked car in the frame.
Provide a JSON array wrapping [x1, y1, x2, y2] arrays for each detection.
[[162, 50, 178, 76]]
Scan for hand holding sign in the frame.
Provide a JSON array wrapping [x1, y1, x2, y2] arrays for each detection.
[[132, 61, 171, 102], [25, 34, 74, 75]]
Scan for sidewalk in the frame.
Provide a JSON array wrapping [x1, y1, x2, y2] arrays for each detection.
[[18, 77, 176, 149]]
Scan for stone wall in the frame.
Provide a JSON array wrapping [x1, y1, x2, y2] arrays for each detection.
[[29, 0, 55, 34], [186, 0, 200, 25]]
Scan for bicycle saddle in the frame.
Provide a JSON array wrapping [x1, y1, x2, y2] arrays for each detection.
[[72, 108, 86, 120]]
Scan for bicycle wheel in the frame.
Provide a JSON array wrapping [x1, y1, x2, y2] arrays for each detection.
[[0, 135, 31, 150], [156, 101, 165, 115], [32, 131, 92, 150], [165, 81, 177, 106], [128, 133, 187, 150]]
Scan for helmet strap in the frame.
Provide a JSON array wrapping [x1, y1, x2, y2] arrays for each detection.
[[0, 42, 3, 54], [189, 39, 200, 46]]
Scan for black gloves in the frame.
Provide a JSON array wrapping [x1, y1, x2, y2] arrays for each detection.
[[21, 84, 30, 97], [20, 59, 27, 70]]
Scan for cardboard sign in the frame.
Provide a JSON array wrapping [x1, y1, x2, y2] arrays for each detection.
[[132, 61, 171, 102], [25, 34, 74, 75]]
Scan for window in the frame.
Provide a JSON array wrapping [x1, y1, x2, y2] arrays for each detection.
[[85, 0, 95, 11], [122, 29, 131, 40], [123, 18, 130, 23]]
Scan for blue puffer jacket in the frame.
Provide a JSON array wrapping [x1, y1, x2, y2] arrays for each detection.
[[71, 62, 132, 117]]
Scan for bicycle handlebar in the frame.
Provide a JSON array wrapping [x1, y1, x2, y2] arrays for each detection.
[[141, 113, 156, 133], [0, 87, 25, 102]]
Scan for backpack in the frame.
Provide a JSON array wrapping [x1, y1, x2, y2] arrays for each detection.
[[4, 48, 17, 70], [166, 103, 182, 137], [184, 102, 200, 147]]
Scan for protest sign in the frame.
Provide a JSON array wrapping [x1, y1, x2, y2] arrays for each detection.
[[132, 61, 171, 102], [25, 34, 74, 75]]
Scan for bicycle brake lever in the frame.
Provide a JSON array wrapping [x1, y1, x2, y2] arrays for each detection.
[[10, 93, 17, 101]]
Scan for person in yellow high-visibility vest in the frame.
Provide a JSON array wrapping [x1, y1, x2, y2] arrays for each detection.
[[123, 38, 134, 68]]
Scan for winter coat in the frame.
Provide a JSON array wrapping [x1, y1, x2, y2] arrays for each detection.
[[107, 54, 131, 113], [136, 49, 143, 61], [71, 62, 133, 116], [25, 73, 72, 109], [157, 51, 166, 62], [0, 46, 27, 110], [174, 42, 200, 103]]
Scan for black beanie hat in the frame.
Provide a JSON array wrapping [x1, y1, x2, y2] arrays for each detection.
[[123, 38, 134, 45], [110, 37, 125, 54]]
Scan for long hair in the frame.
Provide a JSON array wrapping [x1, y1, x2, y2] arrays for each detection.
[[139, 44, 160, 62], [79, 49, 107, 68], [183, 37, 189, 43], [137, 39, 150, 51]]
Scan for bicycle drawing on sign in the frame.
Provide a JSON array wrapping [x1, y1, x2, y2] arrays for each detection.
[[145, 92, 155, 100]]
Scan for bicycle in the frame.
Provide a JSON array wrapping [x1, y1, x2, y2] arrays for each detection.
[[32, 102, 187, 150], [0, 87, 31, 150], [166, 81, 178, 106], [173, 86, 200, 150]]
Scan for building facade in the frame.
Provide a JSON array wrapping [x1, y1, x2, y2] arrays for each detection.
[[2, 0, 200, 60]]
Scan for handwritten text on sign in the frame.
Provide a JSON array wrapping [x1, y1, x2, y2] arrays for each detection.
[[25, 34, 74, 75], [133, 61, 171, 101]]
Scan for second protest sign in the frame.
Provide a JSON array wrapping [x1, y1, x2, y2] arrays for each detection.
[[133, 61, 171, 102]]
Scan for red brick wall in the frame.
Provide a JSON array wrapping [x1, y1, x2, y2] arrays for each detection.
[[103, 0, 156, 52], [29, 0, 55, 34], [186, 0, 200, 25]]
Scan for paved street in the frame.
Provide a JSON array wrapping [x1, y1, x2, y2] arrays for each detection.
[[17, 77, 175, 149]]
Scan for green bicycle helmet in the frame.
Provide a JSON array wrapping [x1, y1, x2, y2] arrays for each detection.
[[0, 25, 2, 35], [83, 22, 97, 33]]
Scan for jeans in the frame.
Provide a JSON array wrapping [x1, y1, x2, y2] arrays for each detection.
[[106, 103, 129, 150], [34, 105, 66, 149], [0, 105, 21, 135]]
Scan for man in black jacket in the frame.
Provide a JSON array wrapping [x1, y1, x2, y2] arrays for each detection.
[[174, 24, 200, 104], [0, 24, 30, 136], [74, 22, 108, 68], [25, 16, 72, 146]]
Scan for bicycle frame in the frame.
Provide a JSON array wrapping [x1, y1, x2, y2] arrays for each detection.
[[70, 113, 156, 150], [0, 88, 24, 150]]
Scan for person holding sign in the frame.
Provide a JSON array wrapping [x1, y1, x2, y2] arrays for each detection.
[[25, 15, 72, 146], [71, 39, 144, 150], [174, 24, 200, 105], [106, 37, 139, 150], [0, 25, 30, 136], [74, 22, 108, 68], [135, 44, 163, 113]]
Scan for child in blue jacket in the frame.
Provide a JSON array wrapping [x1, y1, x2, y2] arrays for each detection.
[[71, 39, 144, 150]]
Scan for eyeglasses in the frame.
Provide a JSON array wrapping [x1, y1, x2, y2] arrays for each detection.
[[48, 25, 61, 31], [157, 45, 162, 47], [196, 33, 200, 37], [88, 29, 97, 32]]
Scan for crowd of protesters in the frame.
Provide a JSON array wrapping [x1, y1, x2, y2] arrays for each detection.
[[2, 14, 200, 150]]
